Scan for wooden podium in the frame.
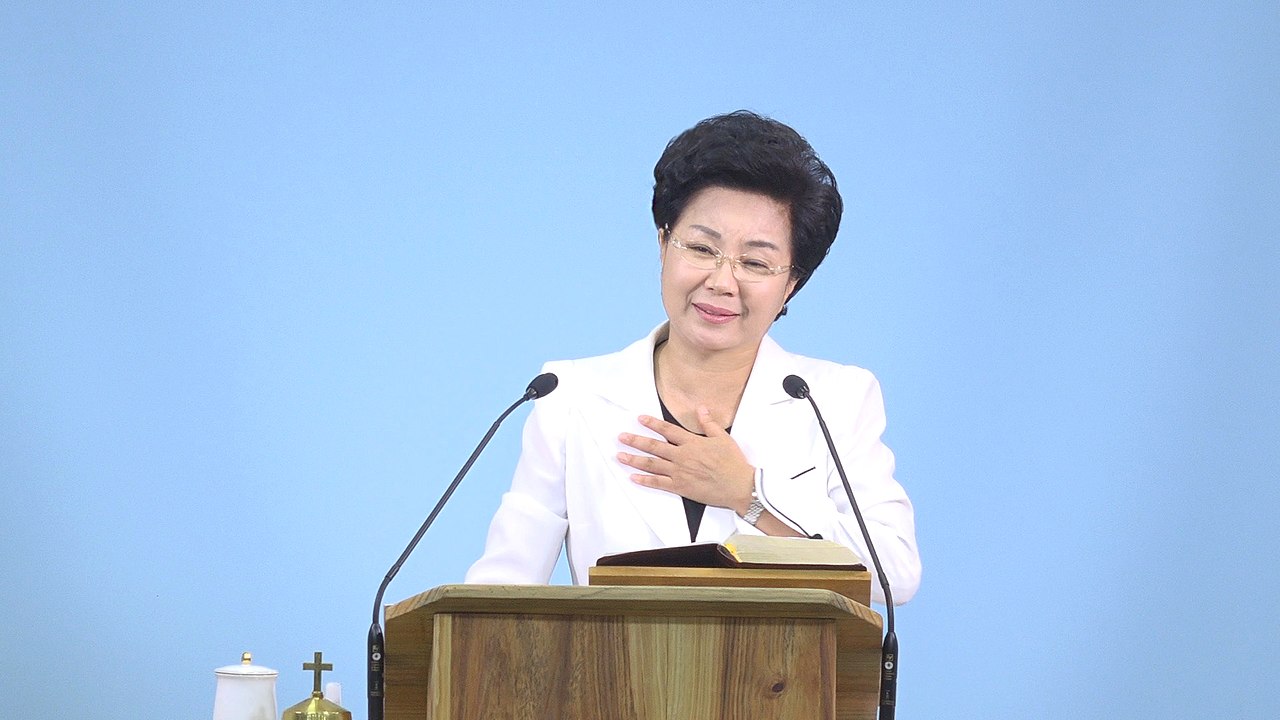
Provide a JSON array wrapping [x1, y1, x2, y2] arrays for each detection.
[[383, 580, 884, 720]]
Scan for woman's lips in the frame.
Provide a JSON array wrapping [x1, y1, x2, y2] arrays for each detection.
[[693, 302, 739, 324]]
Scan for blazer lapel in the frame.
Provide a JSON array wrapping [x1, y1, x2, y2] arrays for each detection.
[[583, 324, 691, 548], [728, 334, 795, 465], [730, 331, 831, 525]]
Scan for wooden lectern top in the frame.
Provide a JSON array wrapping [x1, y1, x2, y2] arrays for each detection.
[[387, 583, 880, 627], [384, 584, 884, 720]]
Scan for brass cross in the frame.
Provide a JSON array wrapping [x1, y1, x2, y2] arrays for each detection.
[[303, 651, 333, 694]]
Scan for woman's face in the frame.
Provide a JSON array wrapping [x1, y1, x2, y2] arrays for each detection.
[[659, 186, 798, 359]]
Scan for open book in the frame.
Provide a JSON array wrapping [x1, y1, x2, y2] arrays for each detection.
[[595, 532, 866, 571]]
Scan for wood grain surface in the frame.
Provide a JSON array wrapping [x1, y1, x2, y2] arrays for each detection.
[[384, 585, 882, 720]]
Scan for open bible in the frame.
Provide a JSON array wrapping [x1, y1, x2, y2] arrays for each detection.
[[595, 532, 866, 571]]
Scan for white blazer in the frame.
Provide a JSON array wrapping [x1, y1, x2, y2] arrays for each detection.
[[465, 324, 921, 605]]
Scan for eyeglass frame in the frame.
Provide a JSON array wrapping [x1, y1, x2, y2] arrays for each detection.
[[661, 225, 798, 282]]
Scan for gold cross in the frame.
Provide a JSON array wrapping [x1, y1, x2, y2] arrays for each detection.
[[302, 651, 333, 694]]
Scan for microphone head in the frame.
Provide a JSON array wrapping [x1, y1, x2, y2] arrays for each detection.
[[782, 374, 810, 399], [526, 372, 559, 399]]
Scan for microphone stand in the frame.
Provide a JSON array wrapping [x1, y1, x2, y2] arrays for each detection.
[[786, 375, 899, 719], [367, 375, 556, 720]]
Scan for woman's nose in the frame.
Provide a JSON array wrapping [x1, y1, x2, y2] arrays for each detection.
[[705, 257, 739, 292]]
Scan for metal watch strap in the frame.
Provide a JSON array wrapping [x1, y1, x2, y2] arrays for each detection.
[[742, 490, 765, 526]]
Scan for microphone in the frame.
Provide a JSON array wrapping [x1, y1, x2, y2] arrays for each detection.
[[783, 374, 899, 720], [526, 371, 559, 400], [367, 372, 558, 720], [782, 374, 808, 401]]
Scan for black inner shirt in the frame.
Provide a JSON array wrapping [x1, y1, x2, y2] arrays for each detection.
[[656, 396, 731, 543]]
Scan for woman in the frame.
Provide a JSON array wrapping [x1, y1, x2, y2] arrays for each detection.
[[465, 111, 921, 605]]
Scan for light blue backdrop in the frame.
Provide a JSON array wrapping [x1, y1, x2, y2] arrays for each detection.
[[2, 3, 1277, 718]]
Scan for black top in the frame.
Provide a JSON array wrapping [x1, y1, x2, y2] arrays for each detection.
[[656, 397, 731, 542]]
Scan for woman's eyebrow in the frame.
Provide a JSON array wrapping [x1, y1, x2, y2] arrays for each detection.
[[689, 224, 782, 252], [744, 239, 782, 252], [688, 224, 721, 239]]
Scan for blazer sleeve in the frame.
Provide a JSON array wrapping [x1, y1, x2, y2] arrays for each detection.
[[464, 363, 571, 584], [757, 368, 921, 605]]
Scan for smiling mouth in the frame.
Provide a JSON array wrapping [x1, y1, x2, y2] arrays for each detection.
[[693, 303, 739, 323]]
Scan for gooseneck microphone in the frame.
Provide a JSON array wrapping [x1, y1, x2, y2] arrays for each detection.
[[367, 372, 559, 720], [783, 374, 899, 720]]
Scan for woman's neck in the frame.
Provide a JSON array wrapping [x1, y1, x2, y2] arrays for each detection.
[[653, 336, 759, 429]]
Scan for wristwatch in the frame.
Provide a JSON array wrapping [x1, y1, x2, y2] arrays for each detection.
[[742, 489, 765, 526]]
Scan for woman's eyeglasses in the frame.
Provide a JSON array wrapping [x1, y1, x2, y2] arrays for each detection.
[[664, 230, 793, 282]]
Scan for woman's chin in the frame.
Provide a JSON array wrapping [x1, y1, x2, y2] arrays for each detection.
[[672, 320, 753, 355]]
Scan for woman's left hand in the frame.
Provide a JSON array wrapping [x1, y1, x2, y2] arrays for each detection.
[[618, 407, 755, 513]]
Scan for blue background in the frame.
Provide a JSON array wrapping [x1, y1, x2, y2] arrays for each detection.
[[2, 3, 1277, 718]]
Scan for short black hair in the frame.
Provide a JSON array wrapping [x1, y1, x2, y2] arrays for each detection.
[[652, 110, 843, 300]]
